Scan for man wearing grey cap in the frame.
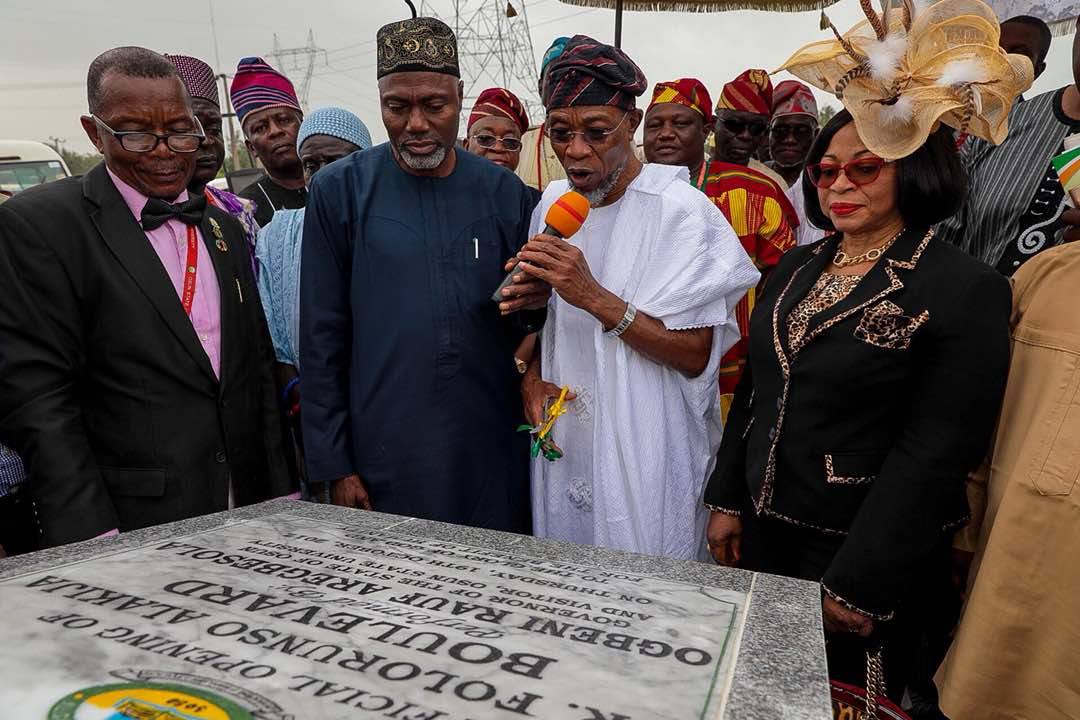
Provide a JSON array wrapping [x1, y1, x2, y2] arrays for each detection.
[[299, 16, 548, 532]]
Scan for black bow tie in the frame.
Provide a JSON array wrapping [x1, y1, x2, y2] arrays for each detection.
[[140, 194, 207, 231]]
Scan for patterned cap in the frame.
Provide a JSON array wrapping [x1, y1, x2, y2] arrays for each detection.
[[230, 56, 302, 125], [539, 36, 571, 94], [542, 35, 647, 112], [716, 69, 773, 117], [165, 54, 219, 107], [468, 88, 530, 134], [648, 78, 714, 125], [772, 80, 818, 120], [297, 107, 373, 152], [376, 17, 459, 79]]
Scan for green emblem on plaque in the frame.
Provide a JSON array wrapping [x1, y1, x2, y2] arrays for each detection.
[[49, 681, 252, 720]]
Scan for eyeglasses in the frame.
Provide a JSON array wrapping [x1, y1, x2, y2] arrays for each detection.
[[93, 115, 205, 153], [771, 124, 816, 141], [546, 111, 630, 146], [718, 117, 769, 138], [806, 157, 894, 189], [471, 133, 523, 152]]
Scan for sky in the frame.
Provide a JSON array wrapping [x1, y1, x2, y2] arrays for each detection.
[[1, 0, 1075, 153]]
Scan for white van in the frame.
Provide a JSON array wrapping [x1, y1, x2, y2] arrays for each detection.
[[0, 140, 71, 199]]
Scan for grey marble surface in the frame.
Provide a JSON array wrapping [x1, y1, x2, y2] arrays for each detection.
[[0, 501, 831, 719]]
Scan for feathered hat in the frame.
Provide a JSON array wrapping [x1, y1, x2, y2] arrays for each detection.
[[776, 0, 1034, 159]]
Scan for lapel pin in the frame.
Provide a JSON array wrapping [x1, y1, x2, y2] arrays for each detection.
[[209, 217, 224, 240], [215, 238, 228, 253]]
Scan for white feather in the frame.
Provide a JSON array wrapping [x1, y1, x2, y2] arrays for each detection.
[[880, 95, 915, 125], [938, 58, 983, 87], [865, 33, 907, 81]]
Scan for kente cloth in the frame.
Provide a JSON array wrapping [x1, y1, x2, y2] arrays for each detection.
[[704, 161, 798, 421], [542, 35, 647, 111], [255, 208, 305, 367], [772, 79, 817, 119], [230, 57, 301, 124], [299, 145, 542, 532], [468, 87, 530, 135], [166, 54, 219, 106], [376, 17, 459, 79], [205, 185, 259, 273], [649, 78, 714, 124], [530, 163, 760, 561], [716, 69, 773, 116], [297, 106, 373, 152]]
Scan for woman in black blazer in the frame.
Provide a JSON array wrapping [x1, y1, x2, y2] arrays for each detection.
[[703, 109, 1011, 692]]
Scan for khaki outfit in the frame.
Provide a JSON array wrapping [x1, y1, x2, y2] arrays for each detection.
[[938, 242, 1080, 719]]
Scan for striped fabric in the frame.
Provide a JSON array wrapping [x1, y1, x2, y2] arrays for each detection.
[[468, 88, 530, 134], [229, 57, 301, 124], [937, 89, 1075, 267], [649, 78, 714, 125], [542, 35, 646, 111], [704, 161, 798, 422]]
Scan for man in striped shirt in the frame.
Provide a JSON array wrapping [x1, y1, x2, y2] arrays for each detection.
[[936, 16, 1080, 276]]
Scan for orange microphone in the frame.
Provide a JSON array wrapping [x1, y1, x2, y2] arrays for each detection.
[[492, 191, 590, 303]]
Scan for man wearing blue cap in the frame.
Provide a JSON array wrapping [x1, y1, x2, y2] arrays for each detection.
[[256, 107, 372, 496]]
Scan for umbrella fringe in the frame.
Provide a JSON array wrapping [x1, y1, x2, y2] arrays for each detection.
[[556, 0, 840, 11]]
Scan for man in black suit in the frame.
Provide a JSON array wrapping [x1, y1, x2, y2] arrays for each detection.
[[0, 46, 291, 549]]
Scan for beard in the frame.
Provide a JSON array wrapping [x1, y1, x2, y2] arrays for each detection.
[[398, 136, 449, 171], [585, 159, 626, 207]]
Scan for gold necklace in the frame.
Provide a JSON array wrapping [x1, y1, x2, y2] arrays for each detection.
[[833, 230, 903, 268]]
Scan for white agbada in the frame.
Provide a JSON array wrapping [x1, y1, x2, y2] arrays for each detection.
[[530, 163, 760, 560]]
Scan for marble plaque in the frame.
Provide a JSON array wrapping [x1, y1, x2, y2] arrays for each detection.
[[0, 513, 753, 720]]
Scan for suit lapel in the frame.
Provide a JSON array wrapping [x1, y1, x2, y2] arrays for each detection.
[[83, 165, 217, 385], [774, 235, 837, 360], [199, 208, 241, 395], [798, 227, 932, 351]]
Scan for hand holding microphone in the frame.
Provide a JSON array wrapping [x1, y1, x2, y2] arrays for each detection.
[[494, 191, 591, 314]]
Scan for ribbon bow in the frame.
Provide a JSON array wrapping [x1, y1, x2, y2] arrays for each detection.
[[140, 194, 207, 231]]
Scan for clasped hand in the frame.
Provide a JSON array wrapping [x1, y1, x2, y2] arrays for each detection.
[[514, 233, 601, 311]]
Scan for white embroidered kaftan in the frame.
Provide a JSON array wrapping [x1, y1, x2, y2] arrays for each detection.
[[530, 163, 760, 560]]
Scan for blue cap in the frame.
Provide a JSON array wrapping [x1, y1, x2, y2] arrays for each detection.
[[296, 107, 373, 152]]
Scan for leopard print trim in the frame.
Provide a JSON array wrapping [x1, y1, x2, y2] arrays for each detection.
[[762, 506, 849, 536], [799, 229, 933, 351], [757, 255, 811, 514], [823, 584, 896, 622], [752, 229, 934, 520], [855, 304, 930, 350], [825, 454, 875, 485], [705, 504, 741, 517]]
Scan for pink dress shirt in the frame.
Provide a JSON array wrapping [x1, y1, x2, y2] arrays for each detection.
[[107, 168, 222, 377]]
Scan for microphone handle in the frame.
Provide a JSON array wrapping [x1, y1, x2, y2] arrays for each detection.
[[491, 224, 563, 304]]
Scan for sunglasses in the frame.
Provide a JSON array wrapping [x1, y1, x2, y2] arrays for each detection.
[[471, 133, 523, 152], [719, 117, 769, 138], [806, 157, 894, 189], [771, 124, 816, 141]]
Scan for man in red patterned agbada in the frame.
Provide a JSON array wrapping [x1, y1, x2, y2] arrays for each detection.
[[645, 73, 799, 420]]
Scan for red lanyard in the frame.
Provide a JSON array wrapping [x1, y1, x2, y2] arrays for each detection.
[[181, 225, 198, 316]]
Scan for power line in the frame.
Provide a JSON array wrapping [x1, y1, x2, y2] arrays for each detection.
[[268, 29, 329, 111]]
